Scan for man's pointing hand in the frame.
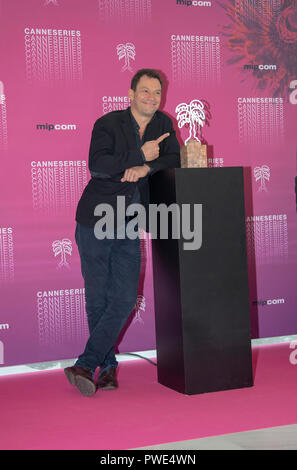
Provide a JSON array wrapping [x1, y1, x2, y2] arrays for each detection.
[[141, 133, 170, 162]]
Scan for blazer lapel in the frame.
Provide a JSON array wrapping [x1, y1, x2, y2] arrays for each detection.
[[143, 112, 160, 141], [120, 108, 137, 149]]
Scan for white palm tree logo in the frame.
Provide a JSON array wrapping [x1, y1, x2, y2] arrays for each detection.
[[175, 99, 206, 144], [132, 295, 146, 325], [254, 165, 270, 192], [52, 238, 72, 269], [44, 0, 59, 5], [116, 43, 136, 72]]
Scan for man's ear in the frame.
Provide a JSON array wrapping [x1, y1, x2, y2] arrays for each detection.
[[128, 88, 134, 101]]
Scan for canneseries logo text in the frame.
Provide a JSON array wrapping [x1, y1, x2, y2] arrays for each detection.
[[102, 96, 130, 114], [0, 341, 3, 364], [37, 288, 88, 346], [0, 227, 14, 282], [0, 323, 9, 364], [24, 27, 82, 83], [237, 97, 284, 145], [0, 80, 8, 150]]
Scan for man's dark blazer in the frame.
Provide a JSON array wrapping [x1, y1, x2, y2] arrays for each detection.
[[76, 107, 180, 227]]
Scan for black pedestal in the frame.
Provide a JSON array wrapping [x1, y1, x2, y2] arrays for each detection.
[[150, 168, 253, 395]]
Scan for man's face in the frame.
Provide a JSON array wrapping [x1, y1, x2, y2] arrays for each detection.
[[129, 75, 162, 119]]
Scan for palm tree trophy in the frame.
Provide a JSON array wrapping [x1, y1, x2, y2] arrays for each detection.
[[175, 99, 207, 168]]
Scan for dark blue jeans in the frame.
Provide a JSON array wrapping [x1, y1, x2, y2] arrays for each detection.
[[74, 222, 141, 375]]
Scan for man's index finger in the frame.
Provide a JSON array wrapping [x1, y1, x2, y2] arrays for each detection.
[[156, 132, 170, 144]]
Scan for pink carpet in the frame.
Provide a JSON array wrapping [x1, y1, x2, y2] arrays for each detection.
[[1, 342, 297, 450]]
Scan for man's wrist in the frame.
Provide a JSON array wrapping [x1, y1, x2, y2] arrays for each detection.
[[143, 163, 151, 174]]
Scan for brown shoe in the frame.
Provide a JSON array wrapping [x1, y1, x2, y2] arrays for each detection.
[[64, 366, 97, 397], [97, 367, 118, 390]]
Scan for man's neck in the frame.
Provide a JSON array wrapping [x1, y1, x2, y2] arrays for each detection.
[[130, 107, 154, 130]]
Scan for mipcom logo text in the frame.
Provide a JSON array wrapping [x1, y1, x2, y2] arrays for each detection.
[[176, 0, 212, 6]]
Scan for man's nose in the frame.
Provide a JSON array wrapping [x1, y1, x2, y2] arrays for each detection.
[[147, 93, 156, 101]]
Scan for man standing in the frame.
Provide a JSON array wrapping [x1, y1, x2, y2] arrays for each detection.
[[64, 69, 180, 396]]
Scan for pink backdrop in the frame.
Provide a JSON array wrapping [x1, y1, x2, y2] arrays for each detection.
[[0, 0, 297, 367]]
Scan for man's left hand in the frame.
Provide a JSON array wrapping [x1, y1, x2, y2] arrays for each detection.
[[121, 165, 150, 183]]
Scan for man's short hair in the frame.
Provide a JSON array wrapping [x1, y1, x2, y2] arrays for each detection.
[[131, 69, 163, 91]]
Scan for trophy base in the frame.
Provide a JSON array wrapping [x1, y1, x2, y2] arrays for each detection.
[[180, 140, 207, 168]]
